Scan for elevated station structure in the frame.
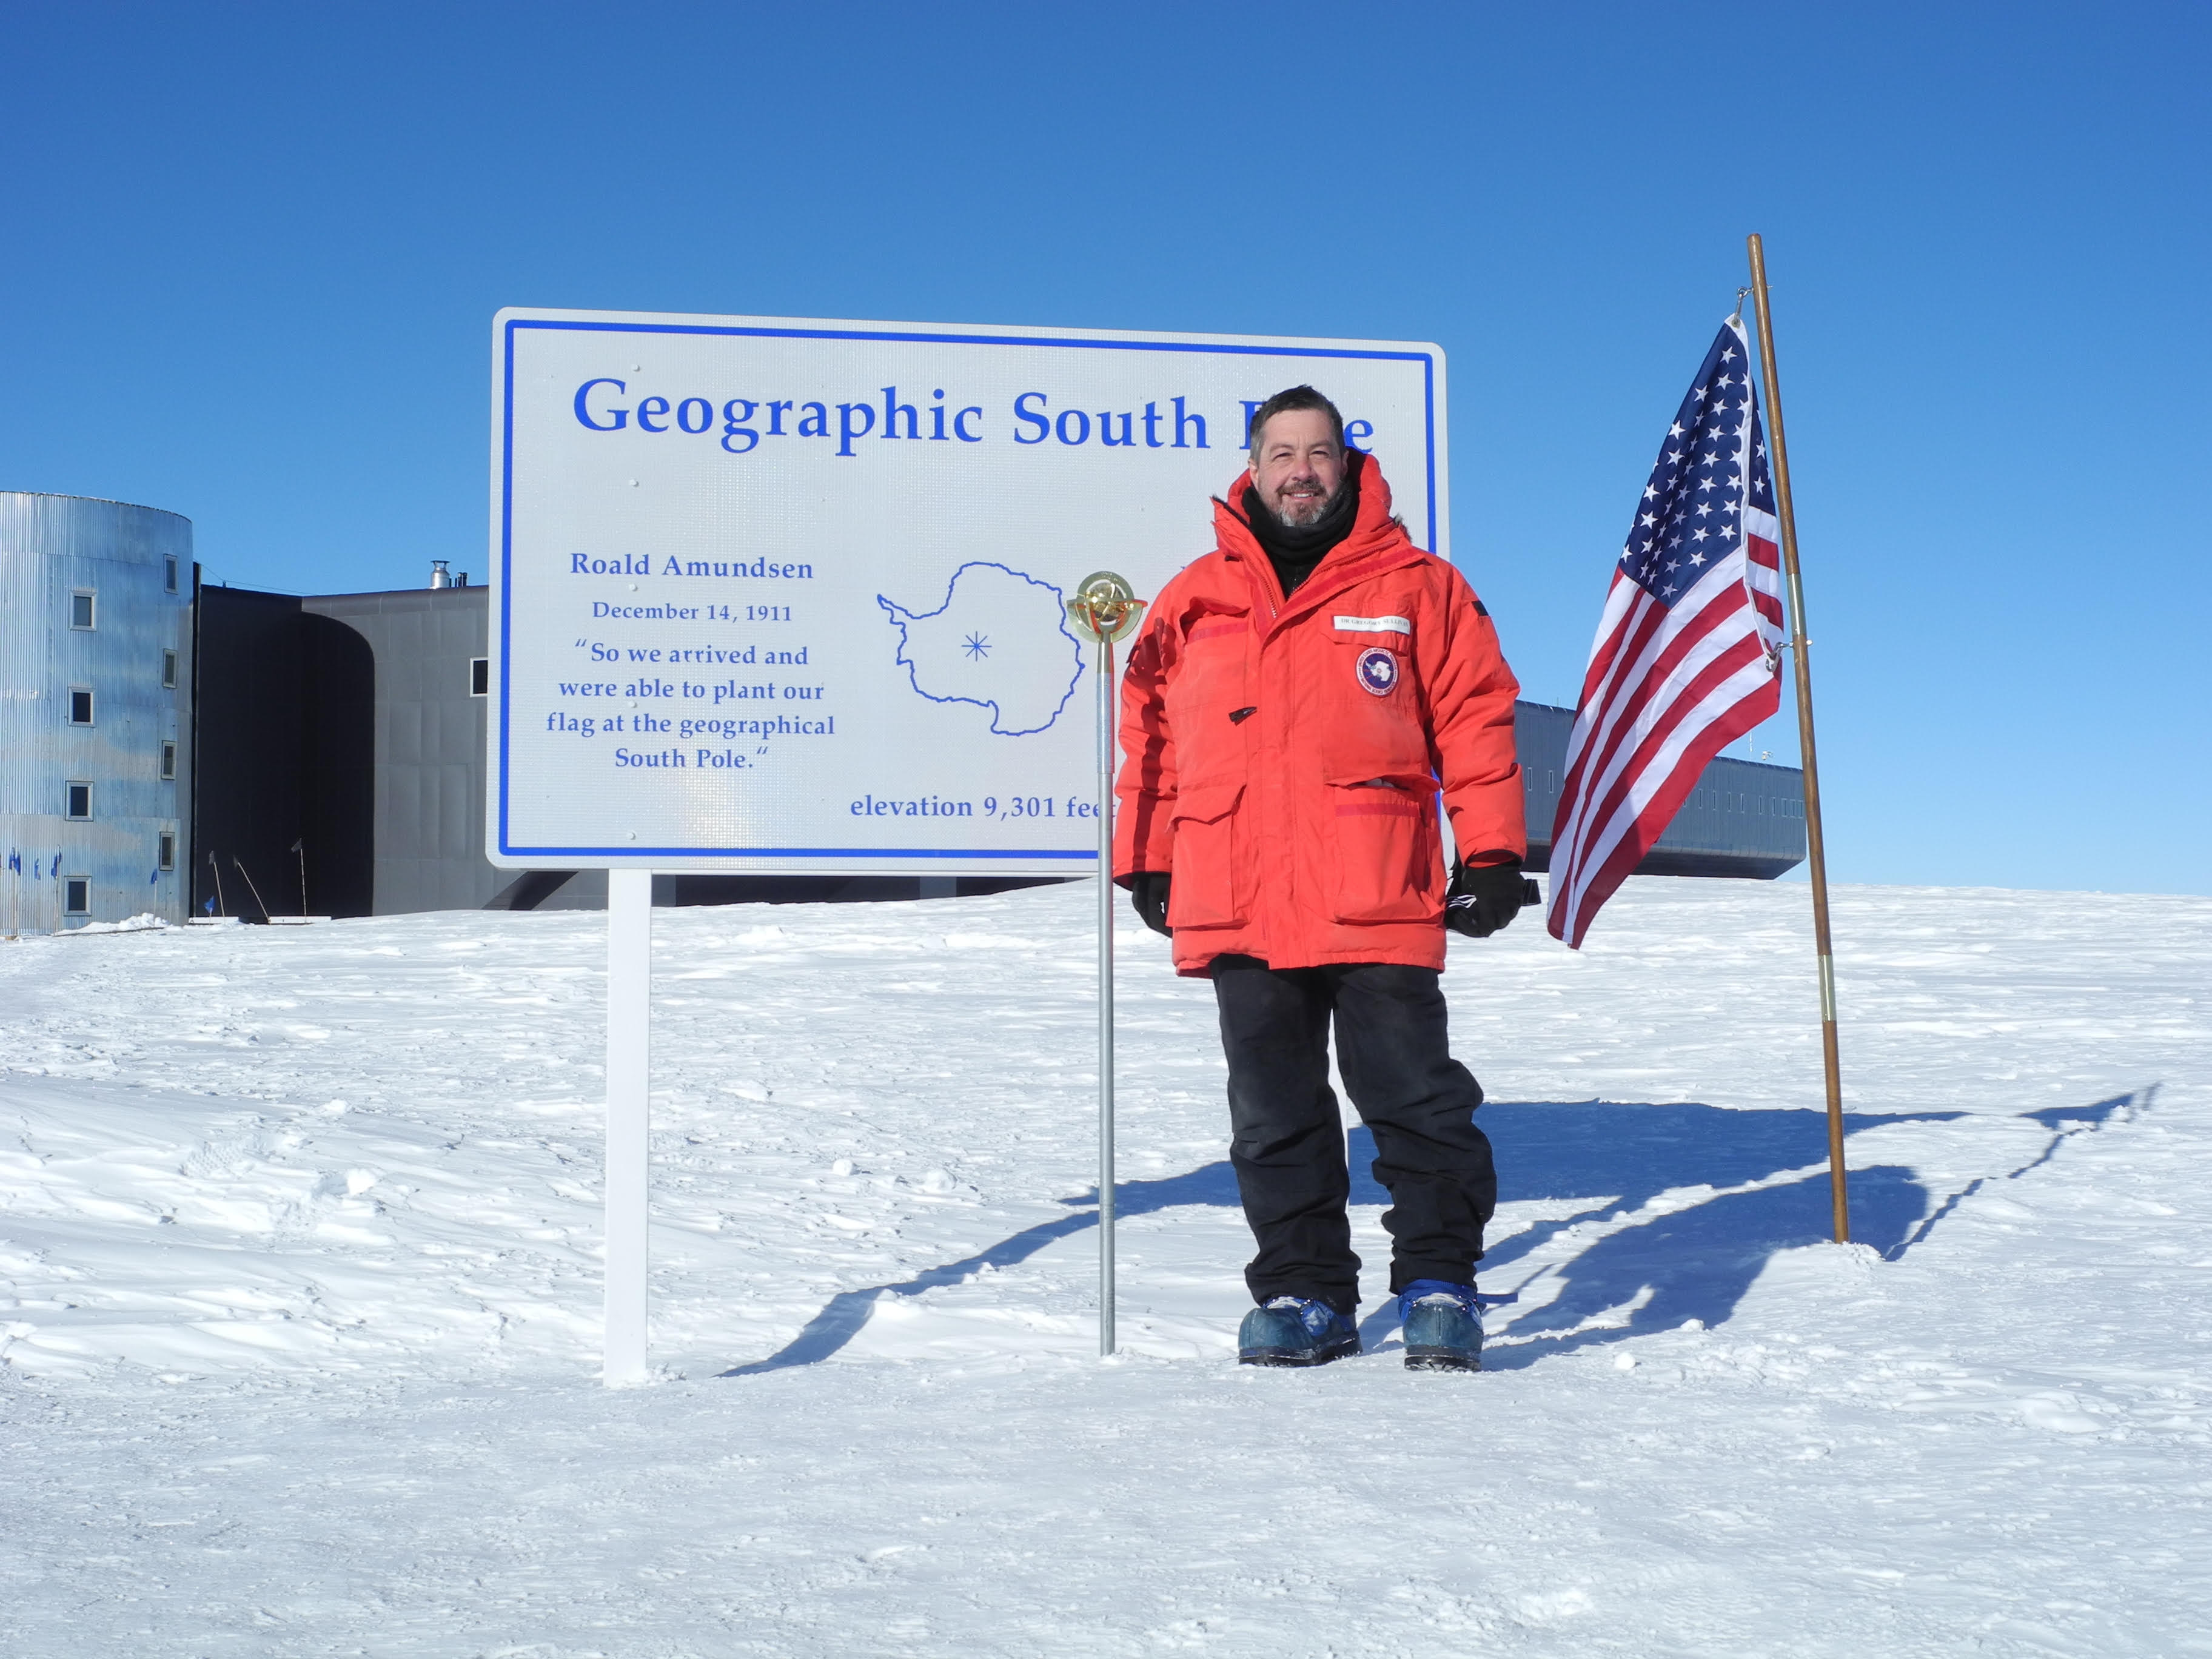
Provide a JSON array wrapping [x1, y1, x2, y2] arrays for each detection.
[[1, 486, 1806, 930], [191, 575, 1807, 920]]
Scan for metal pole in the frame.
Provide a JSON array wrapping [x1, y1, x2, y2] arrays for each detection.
[[1067, 570, 1143, 1358], [1096, 632, 1118, 1356], [233, 857, 271, 924], [605, 866, 652, 1382], [1747, 232, 1851, 1245]]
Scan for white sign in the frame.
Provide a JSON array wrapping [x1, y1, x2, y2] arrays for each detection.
[[488, 308, 1448, 873]]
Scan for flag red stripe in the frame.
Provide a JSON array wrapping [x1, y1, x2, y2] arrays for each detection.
[[1549, 671, 1780, 947], [1567, 543, 1754, 783], [1556, 585, 1677, 816], [1552, 650, 1780, 948], [1553, 572, 1751, 854], [1559, 628, 1772, 886], [1552, 626, 1773, 917]]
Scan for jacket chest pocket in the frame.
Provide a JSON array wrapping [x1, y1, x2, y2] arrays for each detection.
[[1165, 614, 1252, 782], [1325, 780, 1443, 924], [1321, 615, 1429, 779]]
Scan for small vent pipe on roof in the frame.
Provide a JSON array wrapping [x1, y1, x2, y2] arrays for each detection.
[[429, 560, 452, 589]]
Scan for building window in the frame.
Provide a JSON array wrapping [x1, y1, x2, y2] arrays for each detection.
[[65, 782, 92, 820], [471, 657, 489, 697], [164, 555, 179, 594], [70, 591, 96, 630], [162, 649, 178, 689], [64, 878, 90, 916], [68, 688, 94, 725], [161, 741, 177, 780], [158, 833, 176, 872]]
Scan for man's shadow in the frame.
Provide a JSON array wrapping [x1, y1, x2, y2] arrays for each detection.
[[722, 1093, 2135, 1377]]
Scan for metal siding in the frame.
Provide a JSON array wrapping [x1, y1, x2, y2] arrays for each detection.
[[0, 494, 193, 931], [303, 587, 499, 914], [387, 694, 424, 768]]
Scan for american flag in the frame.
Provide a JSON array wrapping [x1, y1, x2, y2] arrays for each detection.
[[1546, 318, 1786, 949]]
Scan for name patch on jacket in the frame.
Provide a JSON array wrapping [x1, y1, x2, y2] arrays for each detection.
[[1355, 646, 1400, 696], [1333, 615, 1412, 635]]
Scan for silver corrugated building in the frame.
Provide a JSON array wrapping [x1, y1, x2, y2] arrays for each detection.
[[0, 493, 195, 933]]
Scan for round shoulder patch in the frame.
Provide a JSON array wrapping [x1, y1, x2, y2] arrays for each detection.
[[1355, 646, 1399, 697]]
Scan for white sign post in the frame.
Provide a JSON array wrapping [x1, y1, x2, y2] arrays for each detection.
[[603, 867, 652, 1385], [487, 309, 1448, 1382]]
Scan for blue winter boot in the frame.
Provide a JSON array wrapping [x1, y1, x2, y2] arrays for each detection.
[[1398, 1279, 1484, 1372], [1237, 1296, 1361, 1367]]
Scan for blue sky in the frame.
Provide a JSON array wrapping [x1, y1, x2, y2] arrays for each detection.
[[4, 2, 2205, 893]]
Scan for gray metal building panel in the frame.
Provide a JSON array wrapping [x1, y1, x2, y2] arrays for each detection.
[[439, 760, 474, 861], [391, 699, 425, 768], [301, 586, 499, 914], [0, 493, 193, 931]]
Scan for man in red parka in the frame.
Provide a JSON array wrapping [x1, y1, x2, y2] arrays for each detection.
[[1113, 385, 1530, 1372]]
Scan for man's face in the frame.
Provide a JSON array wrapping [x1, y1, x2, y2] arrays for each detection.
[[1248, 408, 1345, 528]]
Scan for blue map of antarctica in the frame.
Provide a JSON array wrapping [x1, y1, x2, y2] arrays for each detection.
[[877, 561, 1085, 737]]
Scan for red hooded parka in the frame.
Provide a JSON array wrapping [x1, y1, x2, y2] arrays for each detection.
[[1112, 455, 1526, 976]]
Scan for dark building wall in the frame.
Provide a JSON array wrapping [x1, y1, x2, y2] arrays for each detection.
[[190, 583, 307, 918], [300, 588, 498, 914], [195, 584, 495, 917], [297, 612, 376, 914]]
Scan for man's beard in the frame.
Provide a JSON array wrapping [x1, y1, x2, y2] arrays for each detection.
[[1267, 482, 1339, 528]]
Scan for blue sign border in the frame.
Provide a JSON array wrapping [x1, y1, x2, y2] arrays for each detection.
[[497, 315, 1442, 863]]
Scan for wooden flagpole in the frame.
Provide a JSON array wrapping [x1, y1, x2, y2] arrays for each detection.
[[1746, 233, 1851, 1245]]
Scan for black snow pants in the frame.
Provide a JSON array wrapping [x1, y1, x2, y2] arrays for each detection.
[[1210, 954, 1496, 1316]]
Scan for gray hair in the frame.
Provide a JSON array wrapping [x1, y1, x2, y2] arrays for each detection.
[[1245, 385, 1346, 458]]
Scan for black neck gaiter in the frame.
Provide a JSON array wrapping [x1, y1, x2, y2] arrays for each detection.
[[1242, 451, 1362, 598]]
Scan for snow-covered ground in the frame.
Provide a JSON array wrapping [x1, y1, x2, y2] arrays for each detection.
[[2, 877, 2207, 1656]]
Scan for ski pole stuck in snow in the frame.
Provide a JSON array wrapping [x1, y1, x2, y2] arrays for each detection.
[[604, 866, 652, 1386]]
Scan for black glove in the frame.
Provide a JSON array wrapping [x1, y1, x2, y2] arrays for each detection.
[[1128, 871, 1171, 936], [1445, 858, 1535, 939]]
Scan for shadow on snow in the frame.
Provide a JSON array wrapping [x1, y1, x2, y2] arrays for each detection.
[[719, 1162, 1239, 1378], [721, 1091, 2138, 1378]]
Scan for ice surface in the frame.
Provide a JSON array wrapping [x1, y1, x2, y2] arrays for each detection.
[[2, 877, 2208, 1654]]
